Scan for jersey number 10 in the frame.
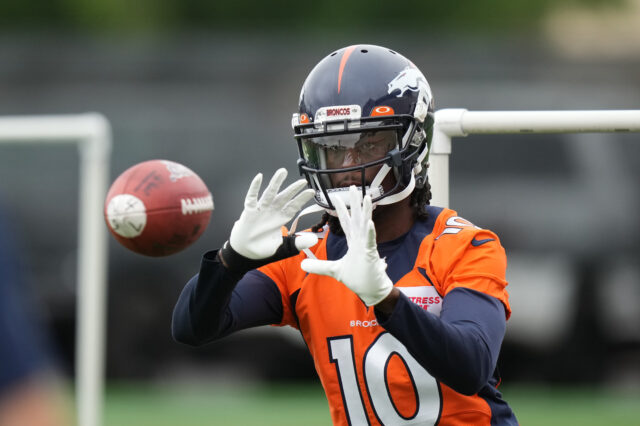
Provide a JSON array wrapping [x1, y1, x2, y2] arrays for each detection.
[[329, 332, 441, 425]]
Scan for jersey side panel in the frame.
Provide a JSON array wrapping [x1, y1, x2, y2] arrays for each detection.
[[397, 209, 495, 425], [418, 210, 512, 319], [438, 384, 492, 426], [257, 238, 326, 329]]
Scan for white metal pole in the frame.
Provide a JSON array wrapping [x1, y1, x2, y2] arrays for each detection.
[[432, 109, 640, 209], [437, 109, 640, 135], [76, 114, 111, 426], [428, 125, 453, 208], [0, 114, 112, 426]]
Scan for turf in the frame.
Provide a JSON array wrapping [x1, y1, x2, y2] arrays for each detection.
[[100, 382, 640, 426], [103, 382, 332, 426], [505, 385, 640, 426]]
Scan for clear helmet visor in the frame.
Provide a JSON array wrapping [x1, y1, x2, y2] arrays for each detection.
[[300, 129, 401, 209], [301, 129, 398, 175], [295, 113, 429, 211]]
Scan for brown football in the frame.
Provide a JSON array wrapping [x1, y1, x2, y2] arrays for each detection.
[[104, 159, 213, 257]]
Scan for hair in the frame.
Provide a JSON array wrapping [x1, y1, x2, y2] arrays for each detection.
[[310, 177, 432, 235]]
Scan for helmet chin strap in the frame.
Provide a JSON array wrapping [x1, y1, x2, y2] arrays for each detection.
[[411, 136, 430, 181], [375, 172, 415, 206], [368, 162, 415, 207]]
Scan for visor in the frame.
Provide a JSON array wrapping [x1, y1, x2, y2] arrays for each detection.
[[301, 129, 398, 171], [294, 114, 423, 210]]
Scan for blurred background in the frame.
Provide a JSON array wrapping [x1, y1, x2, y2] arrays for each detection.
[[1, 0, 639, 424]]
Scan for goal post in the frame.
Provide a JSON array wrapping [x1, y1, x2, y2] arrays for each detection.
[[429, 109, 640, 208], [0, 113, 111, 426]]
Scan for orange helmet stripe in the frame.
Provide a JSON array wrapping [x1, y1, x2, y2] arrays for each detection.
[[337, 45, 358, 93]]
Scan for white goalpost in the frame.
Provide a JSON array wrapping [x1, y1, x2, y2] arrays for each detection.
[[429, 109, 640, 208], [0, 113, 111, 426]]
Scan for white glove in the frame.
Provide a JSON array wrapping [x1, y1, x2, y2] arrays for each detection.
[[230, 168, 318, 258], [301, 186, 393, 306], [220, 168, 318, 273]]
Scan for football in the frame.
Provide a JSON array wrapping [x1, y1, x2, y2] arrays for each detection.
[[104, 159, 214, 257]]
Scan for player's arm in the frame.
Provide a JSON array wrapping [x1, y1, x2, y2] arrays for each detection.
[[172, 168, 317, 346], [171, 251, 284, 345], [375, 286, 506, 395], [375, 222, 509, 395]]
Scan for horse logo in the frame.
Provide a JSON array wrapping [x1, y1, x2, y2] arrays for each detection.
[[387, 66, 432, 99]]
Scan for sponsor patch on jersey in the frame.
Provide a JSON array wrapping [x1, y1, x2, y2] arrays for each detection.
[[398, 286, 442, 317], [349, 319, 379, 328], [470, 237, 494, 247]]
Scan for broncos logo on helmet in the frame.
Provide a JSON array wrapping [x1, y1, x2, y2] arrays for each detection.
[[388, 66, 432, 100]]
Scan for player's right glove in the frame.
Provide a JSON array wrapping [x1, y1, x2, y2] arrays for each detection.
[[218, 168, 318, 274], [301, 186, 394, 306]]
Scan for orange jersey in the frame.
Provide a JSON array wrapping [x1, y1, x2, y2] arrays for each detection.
[[258, 206, 514, 425]]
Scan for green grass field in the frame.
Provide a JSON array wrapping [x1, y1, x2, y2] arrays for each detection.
[[100, 381, 640, 426]]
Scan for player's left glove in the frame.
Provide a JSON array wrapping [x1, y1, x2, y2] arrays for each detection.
[[301, 186, 393, 306]]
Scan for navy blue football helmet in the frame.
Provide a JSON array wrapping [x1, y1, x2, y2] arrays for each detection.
[[292, 44, 434, 211]]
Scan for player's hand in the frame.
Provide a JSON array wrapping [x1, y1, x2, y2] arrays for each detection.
[[301, 186, 393, 306], [219, 168, 318, 273]]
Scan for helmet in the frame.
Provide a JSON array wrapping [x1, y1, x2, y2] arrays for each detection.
[[292, 44, 434, 211]]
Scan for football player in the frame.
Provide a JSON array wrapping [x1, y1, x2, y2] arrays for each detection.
[[172, 44, 518, 425]]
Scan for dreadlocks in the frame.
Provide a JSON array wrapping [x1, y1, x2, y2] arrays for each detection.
[[310, 178, 432, 235]]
